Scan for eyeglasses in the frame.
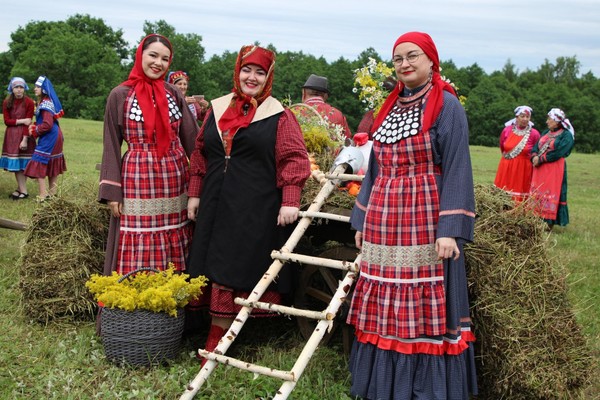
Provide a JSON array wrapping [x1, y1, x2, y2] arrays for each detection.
[[392, 52, 424, 65]]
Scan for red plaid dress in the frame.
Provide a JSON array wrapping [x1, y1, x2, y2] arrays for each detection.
[[347, 94, 446, 340], [116, 90, 192, 274]]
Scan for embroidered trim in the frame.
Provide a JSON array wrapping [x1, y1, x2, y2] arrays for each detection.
[[122, 193, 188, 216], [362, 242, 439, 267], [120, 220, 190, 233], [360, 271, 443, 284], [538, 129, 563, 156], [439, 209, 476, 217], [99, 179, 122, 187]]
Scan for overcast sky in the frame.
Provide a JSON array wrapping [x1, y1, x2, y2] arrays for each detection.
[[1, 0, 599, 76]]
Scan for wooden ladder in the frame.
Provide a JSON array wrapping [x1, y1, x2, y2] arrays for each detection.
[[180, 163, 363, 400]]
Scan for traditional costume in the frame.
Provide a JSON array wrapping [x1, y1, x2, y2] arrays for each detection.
[[301, 74, 352, 138], [494, 105, 541, 202], [186, 45, 310, 350], [1, 78, 36, 176], [530, 108, 574, 226], [98, 34, 199, 274], [167, 70, 206, 123], [24, 76, 67, 180], [347, 32, 477, 399]]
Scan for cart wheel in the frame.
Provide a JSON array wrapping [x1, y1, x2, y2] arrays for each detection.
[[294, 245, 357, 355]]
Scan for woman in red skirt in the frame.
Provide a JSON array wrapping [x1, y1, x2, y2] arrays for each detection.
[[24, 76, 67, 200], [530, 108, 575, 229], [98, 34, 199, 274], [494, 105, 540, 203], [1, 77, 35, 199]]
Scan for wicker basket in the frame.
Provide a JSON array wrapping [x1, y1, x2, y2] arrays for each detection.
[[100, 268, 185, 366]]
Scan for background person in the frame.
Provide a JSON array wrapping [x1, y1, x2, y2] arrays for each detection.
[[301, 73, 352, 138], [530, 108, 575, 229], [98, 34, 199, 275], [186, 45, 310, 362], [1, 77, 35, 199], [494, 105, 541, 202], [347, 32, 477, 399], [167, 70, 209, 124], [24, 76, 67, 201]]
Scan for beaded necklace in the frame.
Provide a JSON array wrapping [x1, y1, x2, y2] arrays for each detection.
[[502, 125, 531, 159]]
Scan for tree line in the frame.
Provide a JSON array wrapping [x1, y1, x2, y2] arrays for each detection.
[[2, 14, 598, 153]]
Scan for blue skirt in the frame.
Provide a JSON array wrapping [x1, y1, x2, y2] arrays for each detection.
[[348, 338, 477, 400]]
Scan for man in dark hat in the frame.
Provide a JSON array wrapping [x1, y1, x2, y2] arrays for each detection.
[[301, 74, 352, 138]]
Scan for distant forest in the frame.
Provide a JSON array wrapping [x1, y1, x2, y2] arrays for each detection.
[[2, 15, 598, 152]]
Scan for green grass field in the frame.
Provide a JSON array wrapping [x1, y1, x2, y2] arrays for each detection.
[[0, 117, 598, 399]]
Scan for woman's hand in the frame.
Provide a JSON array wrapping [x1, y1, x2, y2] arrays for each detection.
[[435, 237, 460, 261], [277, 206, 299, 226], [108, 201, 122, 218], [19, 137, 28, 150], [355, 231, 363, 250], [28, 124, 36, 136], [187, 197, 200, 221], [17, 118, 32, 126], [532, 155, 540, 167], [198, 98, 209, 110]]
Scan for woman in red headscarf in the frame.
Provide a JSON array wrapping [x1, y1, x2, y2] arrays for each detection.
[[98, 34, 199, 275], [347, 32, 477, 399], [186, 45, 310, 359]]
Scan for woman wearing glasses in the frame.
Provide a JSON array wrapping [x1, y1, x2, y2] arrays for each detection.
[[346, 32, 477, 399]]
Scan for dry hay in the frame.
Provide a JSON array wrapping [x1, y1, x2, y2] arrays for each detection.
[[466, 184, 591, 399], [300, 149, 357, 211], [19, 187, 110, 323]]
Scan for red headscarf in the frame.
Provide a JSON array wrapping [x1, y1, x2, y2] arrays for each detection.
[[122, 34, 174, 158], [218, 45, 275, 146], [372, 32, 457, 134]]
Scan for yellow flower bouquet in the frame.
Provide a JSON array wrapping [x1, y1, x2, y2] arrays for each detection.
[[86, 264, 207, 317], [87, 265, 208, 366]]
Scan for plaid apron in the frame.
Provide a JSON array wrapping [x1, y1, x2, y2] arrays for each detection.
[[116, 89, 192, 274], [348, 95, 446, 339]]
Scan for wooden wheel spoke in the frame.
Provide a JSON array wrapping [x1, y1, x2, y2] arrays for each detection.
[[318, 268, 340, 294], [304, 287, 333, 304]]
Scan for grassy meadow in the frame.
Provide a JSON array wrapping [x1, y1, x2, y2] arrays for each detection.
[[0, 117, 598, 399]]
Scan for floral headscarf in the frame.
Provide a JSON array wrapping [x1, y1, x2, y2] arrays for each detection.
[[122, 34, 174, 158], [505, 105, 534, 127], [372, 31, 457, 134], [548, 108, 575, 137], [7, 77, 29, 93], [218, 45, 275, 148]]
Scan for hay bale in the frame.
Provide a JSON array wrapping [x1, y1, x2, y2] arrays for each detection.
[[19, 190, 110, 323], [466, 184, 592, 399]]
